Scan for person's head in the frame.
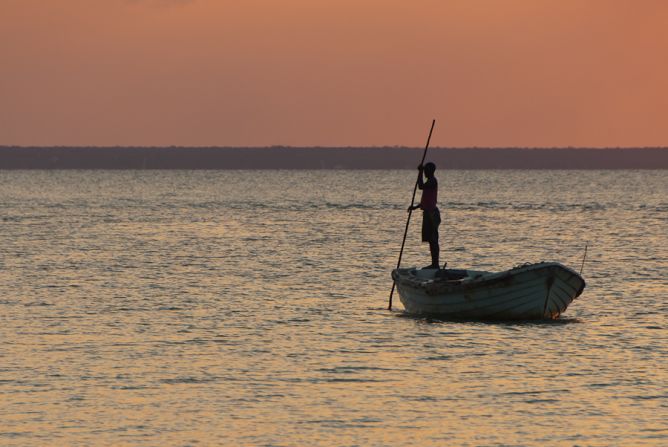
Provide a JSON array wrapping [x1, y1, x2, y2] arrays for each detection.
[[424, 162, 436, 178]]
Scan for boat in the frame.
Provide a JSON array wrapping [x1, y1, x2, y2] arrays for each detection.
[[391, 262, 585, 320]]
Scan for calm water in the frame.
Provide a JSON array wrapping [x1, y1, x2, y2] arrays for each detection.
[[1, 170, 666, 446]]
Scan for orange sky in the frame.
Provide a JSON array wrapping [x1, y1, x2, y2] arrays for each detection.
[[2, 0, 667, 147]]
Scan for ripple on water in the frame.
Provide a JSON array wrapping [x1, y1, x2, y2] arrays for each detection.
[[0, 170, 666, 446]]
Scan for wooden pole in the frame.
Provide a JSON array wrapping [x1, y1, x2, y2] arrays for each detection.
[[579, 242, 588, 275], [388, 119, 436, 310]]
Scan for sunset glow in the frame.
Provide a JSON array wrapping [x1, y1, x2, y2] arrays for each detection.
[[2, 0, 667, 147]]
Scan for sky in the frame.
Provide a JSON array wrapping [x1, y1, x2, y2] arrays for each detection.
[[1, 0, 667, 147]]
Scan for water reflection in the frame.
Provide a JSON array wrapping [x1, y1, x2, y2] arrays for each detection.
[[0, 170, 666, 446]]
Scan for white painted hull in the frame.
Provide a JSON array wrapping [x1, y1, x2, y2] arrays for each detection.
[[391, 262, 585, 320]]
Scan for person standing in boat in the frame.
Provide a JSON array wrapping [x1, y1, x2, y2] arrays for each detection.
[[408, 162, 441, 269]]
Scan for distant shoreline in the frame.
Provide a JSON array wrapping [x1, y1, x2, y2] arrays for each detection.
[[1, 147, 667, 169]]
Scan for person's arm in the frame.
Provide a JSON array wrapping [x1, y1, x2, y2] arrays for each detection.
[[408, 165, 425, 212]]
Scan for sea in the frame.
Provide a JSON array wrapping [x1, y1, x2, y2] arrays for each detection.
[[0, 169, 666, 447]]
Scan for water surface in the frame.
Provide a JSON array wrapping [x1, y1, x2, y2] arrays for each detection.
[[1, 170, 666, 446]]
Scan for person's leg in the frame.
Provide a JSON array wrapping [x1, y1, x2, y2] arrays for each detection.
[[432, 208, 441, 268], [429, 239, 440, 268]]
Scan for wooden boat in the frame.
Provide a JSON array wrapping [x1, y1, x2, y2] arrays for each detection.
[[391, 262, 585, 320]]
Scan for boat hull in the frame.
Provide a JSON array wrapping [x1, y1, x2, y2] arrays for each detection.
[[391, 262, 585, 320]]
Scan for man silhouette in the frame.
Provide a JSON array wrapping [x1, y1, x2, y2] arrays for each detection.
[[408, 162, 441, 269]]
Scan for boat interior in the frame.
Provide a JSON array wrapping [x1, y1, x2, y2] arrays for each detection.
[[411, 268, 477, 281]]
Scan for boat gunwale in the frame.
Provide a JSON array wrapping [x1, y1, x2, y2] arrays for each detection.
[[392, 262, 585, 297]]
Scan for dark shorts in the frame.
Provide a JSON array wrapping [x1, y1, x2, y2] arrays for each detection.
[[421, 208, 441, 242]]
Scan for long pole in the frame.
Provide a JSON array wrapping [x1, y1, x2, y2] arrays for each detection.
[[579, 242, 588, 275], [388, 119, 436, 310]]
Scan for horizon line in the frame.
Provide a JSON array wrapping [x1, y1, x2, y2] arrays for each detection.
[[2, 145, 668, 150]]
